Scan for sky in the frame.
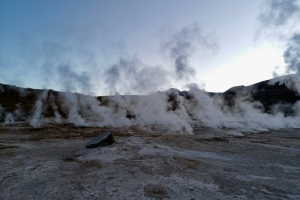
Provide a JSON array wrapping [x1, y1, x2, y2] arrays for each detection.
[[0, 0, 300, 95]]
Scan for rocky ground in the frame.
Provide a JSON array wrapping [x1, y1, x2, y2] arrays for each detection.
[[0, 123, 299, 199]]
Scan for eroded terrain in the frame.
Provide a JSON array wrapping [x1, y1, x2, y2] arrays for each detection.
[[0, 123, 299, 199]]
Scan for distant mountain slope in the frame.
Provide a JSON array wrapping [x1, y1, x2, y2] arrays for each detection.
[[1, 75, 300, 116], [1, 74, 300, 130], [223, 75, 300, 112]]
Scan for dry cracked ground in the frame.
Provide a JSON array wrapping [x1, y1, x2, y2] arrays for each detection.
[[0, 122, 300, 199]]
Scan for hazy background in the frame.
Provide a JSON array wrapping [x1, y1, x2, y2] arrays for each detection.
[[1, 0, 299, 95]]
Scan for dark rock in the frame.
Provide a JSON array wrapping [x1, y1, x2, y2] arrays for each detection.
[[250, 80, 299, 111], [178, 90, 194, 99], [223, 75, 300, 113], [86, 131, 115, 148], [165, 88, 194, 99]]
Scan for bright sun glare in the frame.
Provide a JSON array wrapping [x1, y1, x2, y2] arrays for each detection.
[[202, 44, 286, 92]]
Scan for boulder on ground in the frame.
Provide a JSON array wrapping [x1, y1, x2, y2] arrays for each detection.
[[86, 131, 115, 148]]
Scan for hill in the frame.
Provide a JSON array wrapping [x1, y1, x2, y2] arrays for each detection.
[[1, 75, 300, 132]]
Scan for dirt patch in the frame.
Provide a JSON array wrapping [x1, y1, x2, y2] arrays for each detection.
[[0, 144, 18, 150], [260, 183, 287, 194], [195, 137, 229, 143], [143, 183, 170, 199], [170, 156, 210, 171]]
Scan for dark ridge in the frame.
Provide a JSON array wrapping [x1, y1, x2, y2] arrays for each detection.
[[1, 74, 300, 120], [223, 76, 300, 113]]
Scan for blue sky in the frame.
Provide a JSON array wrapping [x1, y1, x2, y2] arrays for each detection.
[[0, 0, 299, 95]]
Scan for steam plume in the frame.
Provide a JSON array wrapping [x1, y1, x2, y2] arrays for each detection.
[[58, 64, 92, 94], [257, 0, 300, 84], [105, 57, 169, 95], [161, 23, 218, 81], [258, 0, 300, 28], [284, 34, 300, 75]]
